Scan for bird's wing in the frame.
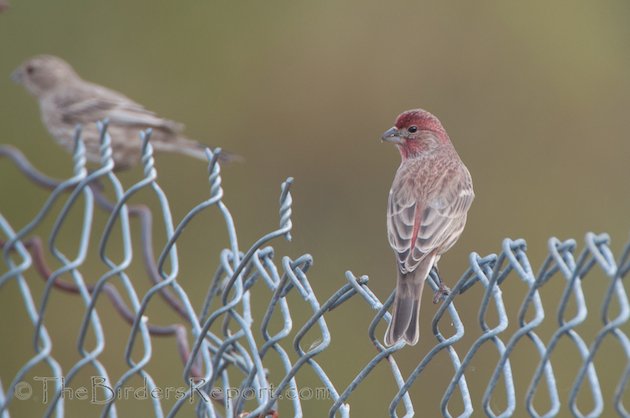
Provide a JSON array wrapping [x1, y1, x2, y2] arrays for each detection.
[[57, 84, 183, 133], [387, 164, 474, 274]]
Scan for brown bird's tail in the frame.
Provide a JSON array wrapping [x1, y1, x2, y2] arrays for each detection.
[[154, 136, 242, 164], [384, 256, 435, 346]]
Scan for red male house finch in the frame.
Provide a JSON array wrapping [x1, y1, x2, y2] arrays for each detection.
[[11, 55, 238, 170], [382, 109, 474, 346]]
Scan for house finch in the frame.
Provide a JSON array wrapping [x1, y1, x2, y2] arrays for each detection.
[[11, 55, 239, 170], [382, 109, 474, 346]]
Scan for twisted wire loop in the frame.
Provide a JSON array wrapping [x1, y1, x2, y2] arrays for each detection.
[[1, 135, 629, 418]]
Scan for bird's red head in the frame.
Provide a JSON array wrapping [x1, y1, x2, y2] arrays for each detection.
[[382, 109, 450, 159], [394, 109, 446, 134]]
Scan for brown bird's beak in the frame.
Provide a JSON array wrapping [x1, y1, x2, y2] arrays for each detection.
[[381, 127, 404, 145], [10, 69, 23, 84]]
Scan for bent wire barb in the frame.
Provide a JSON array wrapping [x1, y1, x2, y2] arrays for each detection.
[[1, 124, 629, 418]]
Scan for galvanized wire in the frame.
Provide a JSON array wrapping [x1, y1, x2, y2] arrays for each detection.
[[0, 125, 628, 418]]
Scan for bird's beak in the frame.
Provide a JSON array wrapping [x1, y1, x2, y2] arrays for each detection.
[[10, 69, 22, 84], [381, 127, 404, 145]]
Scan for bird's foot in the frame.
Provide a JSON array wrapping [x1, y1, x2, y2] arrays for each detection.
[[433, 281, 451, 304]]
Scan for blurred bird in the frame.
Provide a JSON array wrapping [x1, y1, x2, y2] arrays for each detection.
[[11, 55, 239, 170], [0, 0, 9, 13], [382, 109, 474, 346]]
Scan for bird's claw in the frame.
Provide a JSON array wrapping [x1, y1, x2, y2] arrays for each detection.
[[433, 282, 451, 304]]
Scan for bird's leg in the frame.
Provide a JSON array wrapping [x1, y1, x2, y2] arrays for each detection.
[[432, 265, 451, 304]]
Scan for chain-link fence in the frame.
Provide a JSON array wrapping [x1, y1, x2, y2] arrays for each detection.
[[1, 126, 629, 418]]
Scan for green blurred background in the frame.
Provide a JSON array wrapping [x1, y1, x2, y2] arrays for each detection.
[[1, 0, 629, 416]]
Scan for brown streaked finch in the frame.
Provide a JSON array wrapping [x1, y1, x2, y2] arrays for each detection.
[[11, 55, 240, 170], [382, 109, 474, 346]]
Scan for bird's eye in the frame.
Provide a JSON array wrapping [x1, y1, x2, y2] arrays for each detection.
[[26, 65, 34, 74], [408, 126, 418, 133]]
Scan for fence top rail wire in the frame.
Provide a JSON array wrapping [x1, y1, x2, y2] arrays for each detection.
[[0, 126, 629, 418]]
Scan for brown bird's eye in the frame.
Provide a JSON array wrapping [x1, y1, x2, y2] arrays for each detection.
[[26, 65, 34, 74], [408, 126, 418, 133]]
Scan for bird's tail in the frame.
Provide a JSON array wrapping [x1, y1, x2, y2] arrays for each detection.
[[155, 136, 242, 164], [384, 256, 435, 346]]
